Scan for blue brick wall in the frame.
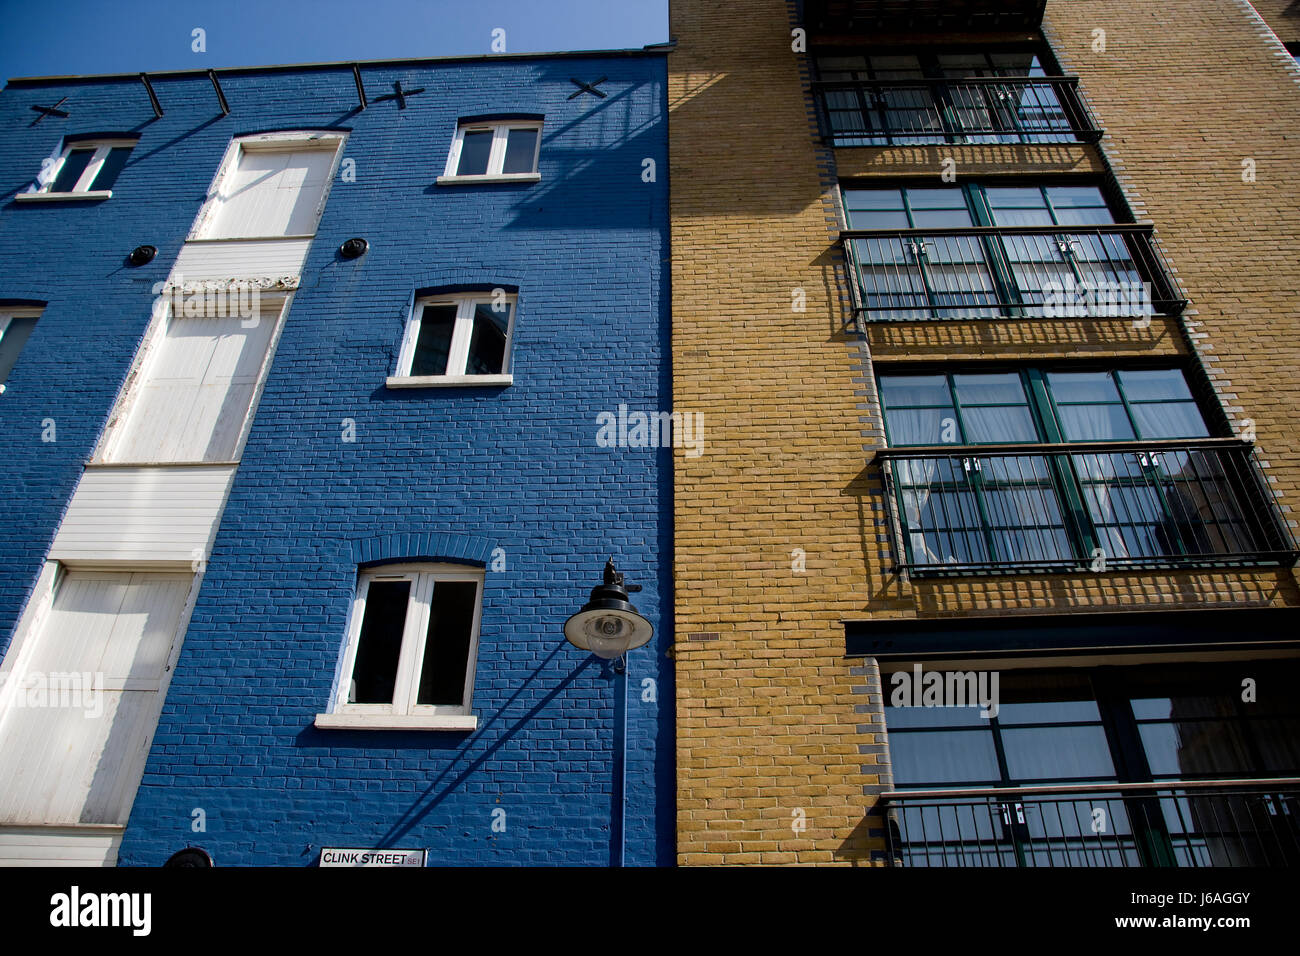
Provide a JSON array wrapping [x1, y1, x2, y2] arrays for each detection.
[[0, 53, 672, 866]]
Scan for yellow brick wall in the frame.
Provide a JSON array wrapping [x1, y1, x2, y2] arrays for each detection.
[[668, 0, 1300, 865]]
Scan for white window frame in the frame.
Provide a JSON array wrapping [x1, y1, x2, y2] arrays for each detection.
[[188, 130, 347, 241], [437, 121, 543, 185], [0, 308, 42, 394], [387, 292, 516, 388], [317, 564, 484, 732], [17, 138, 136, 202]]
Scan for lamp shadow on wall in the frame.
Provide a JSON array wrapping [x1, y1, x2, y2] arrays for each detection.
[[298, 644, 607, 851]]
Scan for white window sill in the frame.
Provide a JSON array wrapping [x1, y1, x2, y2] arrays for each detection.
[[15, 190, 112, 202], [436, 173, 541, 186], [182, 235, 316, 243], [314, 713, 478, 732], [386, 374, 513, 389]]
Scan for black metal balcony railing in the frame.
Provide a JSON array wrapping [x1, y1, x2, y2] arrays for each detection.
[[814, 76, 1103, 147], [841, 225, 1187, 327], [881, 779, 1300, 867], [877, 439, 1299, 575]]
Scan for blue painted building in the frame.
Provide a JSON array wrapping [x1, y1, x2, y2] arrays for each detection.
[[0, 49, 672, 866]]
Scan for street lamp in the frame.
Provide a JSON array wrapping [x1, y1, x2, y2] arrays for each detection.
[[563, 557, 653, 868], [563, 558, 653, 665]]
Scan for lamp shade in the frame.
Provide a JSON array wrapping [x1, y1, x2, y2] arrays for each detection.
[[563, 559, 653, 659]]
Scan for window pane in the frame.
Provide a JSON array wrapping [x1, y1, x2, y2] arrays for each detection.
[[1045, 186, 1107, 208], [845, 188, 904, 211], [998, 699, 1102, 724], [416, 580, 478, 706], [880, 374, 950, 407], [411, 304, 458, 376], [350, 580, 411, 704], [1139, 721, 1253, 777], [92, 147, 131, 190], [51, 148, 95, 192], [465, 303, 509, 375], [1056, 403, 1136, 441], [888, 729, 1001, 785], [1002, 725, 1116, 780], [1117, 369, 1194, 402], [502, 128, 539, 174], [0, 317, 38, 384], [1047, 371, 1120, 404], [1130, 402, 1210, 439], [850, 209, 910, 229], [888, 407, 956, 445], [905, 188, 967, 209], [986, 186, 1048, 208], [456, 130, 493, 176], [953, 373, 1027, 406], [962, 405, 1039, 443], [911, 208, 974, 229]]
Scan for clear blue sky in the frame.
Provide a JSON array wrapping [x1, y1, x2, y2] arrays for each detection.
[[0, 0, 669, 81]]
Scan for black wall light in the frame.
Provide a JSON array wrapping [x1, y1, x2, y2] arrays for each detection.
[[563, 558, 653, 666], [127, 245, 157, 267], [164, 846, 214, 867], [339, 237, 368, 259]]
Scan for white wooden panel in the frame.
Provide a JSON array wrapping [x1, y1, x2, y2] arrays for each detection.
[[209, 146, 334, 239], [48, 466, 236, 565], [0, 826, 122, 866], [111, 305, 278, 463], [0, 572, 192, 827], [172, 237, 311, 281]]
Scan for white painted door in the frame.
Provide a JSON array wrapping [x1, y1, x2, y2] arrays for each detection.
[[109, 304, 279, 463], [0, 571, 192, 828], [208, 145, 335, 238]]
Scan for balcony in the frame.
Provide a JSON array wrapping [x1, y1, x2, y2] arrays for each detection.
[[881, 779, 1300, 867], [803, 0, 1046, 32], [876, 439, 1299, 575], [814, 75, 1102, 147], [841, 224, 1186, 327]]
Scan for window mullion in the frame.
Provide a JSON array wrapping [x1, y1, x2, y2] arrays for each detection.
[[446, 130, 465, 176], [948, 374, 971, 445], [337, 578, 373, 710], [446, 301, 475, 375], [74, 146, 110, 192], [1111, 372, 1145, 440], [488, 127, 507, 175], [398, 302, 423, 375], [394, 574, 434, 714]]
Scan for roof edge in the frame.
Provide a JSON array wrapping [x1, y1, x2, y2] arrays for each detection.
[[4, 41, 676, 88]]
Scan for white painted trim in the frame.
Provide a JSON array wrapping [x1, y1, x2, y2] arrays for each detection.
[[15, 190, 112, 202], [442, 120, 542, 179], [93, 293, 171, 463], [0, 562, 62, 717], [436, 174, 541, 186], [386, 374, 513, 388], [182, 236, 317, 244], [330, 565, 485, 719], [314, 713, 478, 732], [227, 293, 291, 464], [396, 293, 516, 379], [26, 138, 135, 198]]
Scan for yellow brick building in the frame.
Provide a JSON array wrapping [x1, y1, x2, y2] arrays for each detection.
[[669, 0, 1300, 866]]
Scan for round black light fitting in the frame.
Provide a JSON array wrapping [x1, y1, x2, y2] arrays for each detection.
[[127, 244, 157, 267], [339, 237, 368, 259], [164, 846, 214, 867]]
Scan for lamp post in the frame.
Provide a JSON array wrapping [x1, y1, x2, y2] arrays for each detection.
[[563, 558, 653, 866]]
